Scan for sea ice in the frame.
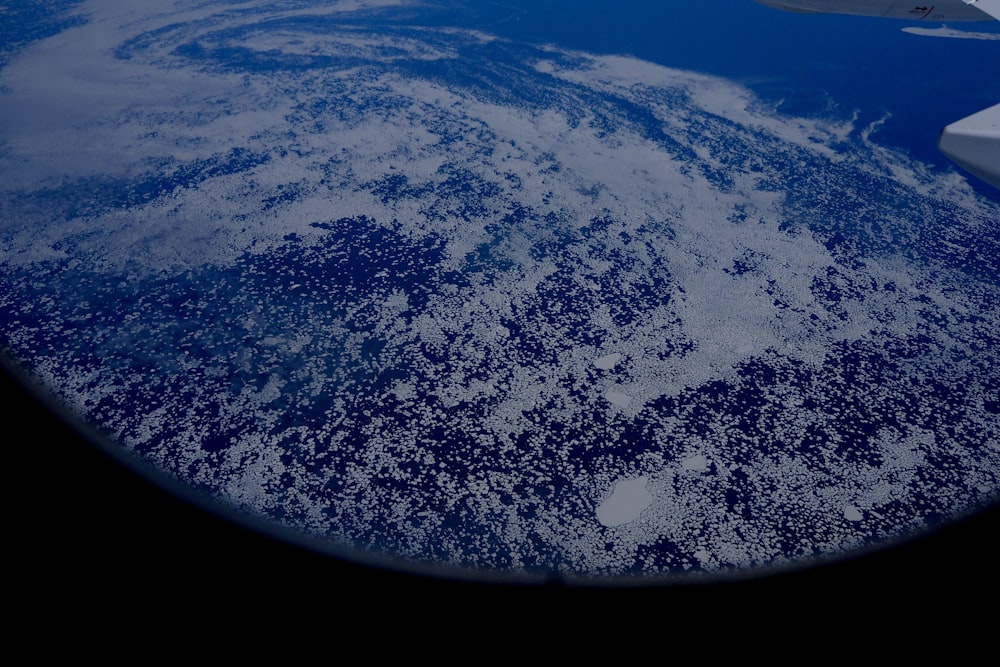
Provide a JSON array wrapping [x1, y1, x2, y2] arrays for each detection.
[[594, 352, 622, 370], [596, 476, 653, 527]]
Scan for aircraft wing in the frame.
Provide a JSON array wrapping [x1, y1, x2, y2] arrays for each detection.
[[938, 104, 1000, 191], [936, 1, 1000, 190], [755, 0, 1000, 20], [964, 0, 1000, 21]]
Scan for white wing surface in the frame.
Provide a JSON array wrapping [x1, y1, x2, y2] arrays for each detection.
[[963, 0, 1000, 21], [755, 0, 999, 20], [939, 103, 1000, 191], [942, 2, 1000, 190]]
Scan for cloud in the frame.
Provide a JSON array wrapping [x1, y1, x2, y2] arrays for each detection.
[[902, 26, 1000, 40]]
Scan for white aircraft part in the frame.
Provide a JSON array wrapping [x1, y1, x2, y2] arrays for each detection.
[[755, 0, 996, 20], [962, 0, 1000, 21], [938, 103, 1000, 191]]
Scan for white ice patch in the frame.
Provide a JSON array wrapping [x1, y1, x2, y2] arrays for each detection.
[[843, 505, 864, 522], [681, 454, 709, 472], [593, 352, 622, 370], [604, 390, 632, 409], [596, 476, 653, 527]]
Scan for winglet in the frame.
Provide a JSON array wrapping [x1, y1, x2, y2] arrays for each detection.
[[962, 0, 1000, 21], [938, 102, 1000, 191]]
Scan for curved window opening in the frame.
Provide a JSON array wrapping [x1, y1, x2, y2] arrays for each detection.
[[3, 1, 999, 592]]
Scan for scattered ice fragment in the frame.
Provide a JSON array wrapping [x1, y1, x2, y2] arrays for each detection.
[[393, 381, 415, 400], [594, 352, 622, 370], [596, 476, 653, 527], [604, 390, 632, 408], [843, 505, 863, 522], [681, 454, 709, 472]]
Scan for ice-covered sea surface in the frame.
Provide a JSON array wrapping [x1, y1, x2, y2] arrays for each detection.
[[2, 0, 999, 580]]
